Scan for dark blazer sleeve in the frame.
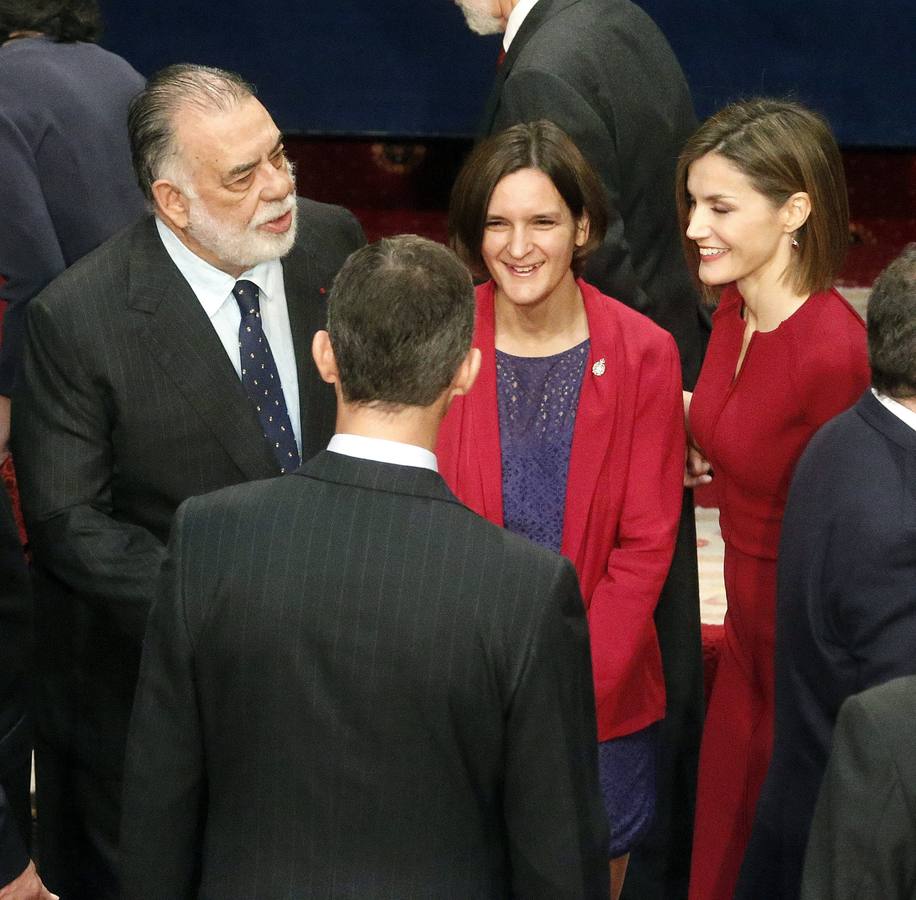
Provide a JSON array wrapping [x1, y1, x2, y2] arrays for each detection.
[[493, 68, 653, 320], [0, 113, 66, 395], [503, 556, 610, 898], [801, 684, 916, 899], [120, 502, 204, 900], [13, 293, 167, 639], [0, 784, 27, 889]]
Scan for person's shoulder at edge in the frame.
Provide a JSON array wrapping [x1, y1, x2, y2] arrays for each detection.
[[293, 196, 365, 244], [25, 216, 149, 314], [580, 278, 681, 354], [790, 286, 869, 382]]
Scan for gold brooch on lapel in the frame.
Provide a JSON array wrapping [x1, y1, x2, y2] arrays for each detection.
[[591, 358, 606, 377]]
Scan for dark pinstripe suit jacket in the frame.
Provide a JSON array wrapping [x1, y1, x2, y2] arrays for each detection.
[[120, 451, 609, 899], [10, 199, 364, 776]]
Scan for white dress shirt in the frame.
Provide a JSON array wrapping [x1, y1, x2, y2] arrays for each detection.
[[872, 388, 916, 433], [155, 218, 301, 452], [327, 433, 438, 472], [503, 0, 540, 50]]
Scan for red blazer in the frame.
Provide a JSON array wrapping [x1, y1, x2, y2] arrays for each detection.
[[437, 280, 685, 740]]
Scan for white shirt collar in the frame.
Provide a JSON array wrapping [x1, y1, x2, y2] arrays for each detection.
[[503, 0, 540, 51], [327, 434, 438, 472], [155, 217, 283, 317], [872, 388, 916, 433]]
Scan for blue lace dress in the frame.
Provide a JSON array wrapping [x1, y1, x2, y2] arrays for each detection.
[[496, 340, 658, 857]]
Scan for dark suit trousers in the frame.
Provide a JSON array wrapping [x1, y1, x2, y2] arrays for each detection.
[[35, 739, 120, 900], [622, 492, 703, 900]]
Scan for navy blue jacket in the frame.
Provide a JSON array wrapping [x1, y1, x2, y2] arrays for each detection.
[[0, 36, 146, 393]]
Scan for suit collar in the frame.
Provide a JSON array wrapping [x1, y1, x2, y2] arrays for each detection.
[[299, 450, 461, 506], [125, 216, 280, 481], [503, 0, 540, 50], [858, 389, 916, 453], [280, 222, 315, 433], [562, 281, 621, 563]]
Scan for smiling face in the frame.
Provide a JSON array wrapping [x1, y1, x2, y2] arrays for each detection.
[[161, 96, 297, 276], [685, 152, 800, 296], [481, 167, 587, 313]]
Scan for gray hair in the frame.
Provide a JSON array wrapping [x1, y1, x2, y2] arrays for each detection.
[[128, 63, 256, 202]]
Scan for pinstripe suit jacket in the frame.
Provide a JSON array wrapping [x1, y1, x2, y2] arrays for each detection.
[[120, 451, 609, 899], [10, 199, 364, 775]]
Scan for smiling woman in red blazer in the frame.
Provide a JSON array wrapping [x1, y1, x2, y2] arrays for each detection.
[[437, 121, 684, 900]]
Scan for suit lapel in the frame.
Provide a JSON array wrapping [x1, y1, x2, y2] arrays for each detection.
[[478, 0, 580, 135], [467, 284, 505, 524], [562, 283, 619, 564], [281, 237, 318, 445], [127, 219, 278, 481]]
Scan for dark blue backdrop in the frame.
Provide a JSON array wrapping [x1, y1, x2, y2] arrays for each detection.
[[99, 1, 915, 147]]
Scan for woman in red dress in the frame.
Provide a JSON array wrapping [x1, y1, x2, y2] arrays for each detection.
[[438, 121, 685, 899], [681, 99, 871, 900]]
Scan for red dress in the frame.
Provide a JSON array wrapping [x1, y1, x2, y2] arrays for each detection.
[[687, 285, 870, 900]]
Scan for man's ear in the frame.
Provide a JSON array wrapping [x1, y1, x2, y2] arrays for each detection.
[[151, 179, 191, 230], [448, 347, 481, 403], [311, 330, 339, 386]]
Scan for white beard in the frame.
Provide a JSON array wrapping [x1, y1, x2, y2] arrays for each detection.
[[454, 0, 505, 35], [187, 192, 297, 271]]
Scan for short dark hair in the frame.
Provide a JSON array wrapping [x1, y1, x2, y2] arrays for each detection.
[[676, 98, 848, 301], [0, 0, 100, 42], [868, 244, 916, 399], [327, 236, 475, 408], [448, 120, 608, 278], [128, 64, 256, 203]]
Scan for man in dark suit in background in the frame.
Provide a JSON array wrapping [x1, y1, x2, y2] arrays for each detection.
[[0, 486, 54, 899], [120, 235, 610, 899], [801, 676, 916, 899], [454, 2, 706, 895], [739, 244, 916, 899], [0, 0, 146, 459], [11, 64, 364, 898]]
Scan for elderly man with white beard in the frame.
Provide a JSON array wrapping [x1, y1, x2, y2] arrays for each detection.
[[11, 63, 364, 900]]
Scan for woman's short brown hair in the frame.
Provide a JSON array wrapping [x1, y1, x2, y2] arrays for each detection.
[[675, 98, 848, 300], [449, 120, 608, 278]]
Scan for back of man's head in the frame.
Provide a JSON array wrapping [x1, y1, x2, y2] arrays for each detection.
[[327, 236, 475, 408], [868, 243, 916, 400], [128, 63, 255, 203]]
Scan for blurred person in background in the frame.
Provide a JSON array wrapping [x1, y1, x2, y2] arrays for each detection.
[[0, 0, 145, 459]]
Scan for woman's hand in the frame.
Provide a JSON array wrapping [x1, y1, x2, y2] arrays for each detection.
[[685, 444, 712, 488], [682, 391, 712, 488]]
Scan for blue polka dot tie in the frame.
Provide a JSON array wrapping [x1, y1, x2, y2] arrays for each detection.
[[233, 280, 300, 473]]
